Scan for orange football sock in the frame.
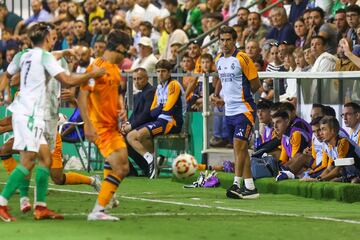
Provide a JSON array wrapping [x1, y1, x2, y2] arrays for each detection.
[[98, 173, 121, 207], [103, 161, 112, 179], [1, 155, 17, 174], [64, 172, 92, 185]]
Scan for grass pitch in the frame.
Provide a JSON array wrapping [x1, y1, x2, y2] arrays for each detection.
[[1, 169, 360, 240]]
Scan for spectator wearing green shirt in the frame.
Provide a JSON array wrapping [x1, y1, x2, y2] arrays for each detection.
[[0, 3, 24, 36], [163, 0, 187, 28], [183, 0, 203, 38]]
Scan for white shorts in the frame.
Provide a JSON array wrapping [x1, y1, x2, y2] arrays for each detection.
[[12, 114, 47, 153]]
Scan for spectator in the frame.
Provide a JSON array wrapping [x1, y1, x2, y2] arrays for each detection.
[[334, 9, 349, 43], [198, 0, 223, 14], [310, 36, 338, 72], [73, 20, 92, 46], [125, 0, 145, 27], [131, 37, 159, 77], [245, 40, 261, 61], [346, 4, 360, 46], [46, 0, 61, 22], [85, 0, 105, 33], [227, 0, 250, 26], [236, 7, 249, 26], [202, 13, 223, 58], [241, 12, 267, 46], [169, 42, 182, 67], [104, 0, 117, 20], [304, 46, 315, 67], [162, 0, 187, 28], [188, 40, 202, 73], [138, 0, 161, 24], [25, 0, 52, 26], [93, 36, 107, 58], [139, 21, 159, 54], [89, 17, 102, 47], [336, 37, 359, 72], [100, 18, 112, 37], [293, 48, 310, 71], [294, 18, 308, 48], [67, 1, 85, 22], [161, 16, 189, 60], [289, 0, 308, 24], [181, 53, 196, 89], [183, 0, 203, 38], [233, 23, 245, 49], [266, 7, 297, 45], [0, 3, 24, 35], [308, 7, 338, 54], [307, 0, 333, 18]]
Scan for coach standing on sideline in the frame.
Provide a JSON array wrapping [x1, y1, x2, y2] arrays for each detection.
[[213, 26, 261, 199]]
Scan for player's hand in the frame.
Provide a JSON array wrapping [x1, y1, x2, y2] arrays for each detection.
[[303, 147, 311, 156], [90, 65, 106, 79], [84, 123, 98, 142], [61, 88, 75, 102]]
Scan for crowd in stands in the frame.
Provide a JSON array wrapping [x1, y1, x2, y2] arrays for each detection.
[[0, 0, 360, 180]]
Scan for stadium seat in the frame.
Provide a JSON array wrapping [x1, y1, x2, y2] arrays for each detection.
[[153, 113, 190, 177]]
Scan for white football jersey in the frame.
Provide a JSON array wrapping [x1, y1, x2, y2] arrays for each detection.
[[7, 48, 64, 118]]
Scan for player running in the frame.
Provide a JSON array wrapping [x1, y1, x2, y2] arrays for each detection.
[[78, 30, 130, 221]]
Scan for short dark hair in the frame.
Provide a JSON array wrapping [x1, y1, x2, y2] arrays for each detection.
[[310, 7, 325, 19], [163, 0, 178, 7], [344, 102, 360, 113], [218, 26, 237, 40], [107, 30, 131, 50], [335, 8, 346, 15], [91, 16, 102, 23], [271, 111, 289, 120], [281, 102, 296, 112], [310, 116, 323, 126], [320, 116, 340, 133], [238, 7, 249, 14], [257, 99, 273, 110], [204, 12, 223, 22], [139, 21, 152, 30], [311, 35, 326, 46], [323, 105, 336, 117], [28, 22, 55, 46], [270, 101, 283, 112], [346, 5, 360, 15], [156, 59, 173, 71]]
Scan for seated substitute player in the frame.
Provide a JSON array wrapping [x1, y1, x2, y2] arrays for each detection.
[[315, 117, 360, 182], [78, 30, 131, 221], [0, 22, 105, 222], [271, 111, 312, 180], [126, 60, 186, 179]]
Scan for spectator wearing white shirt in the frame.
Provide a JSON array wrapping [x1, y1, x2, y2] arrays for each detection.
[[138, 0, 163, 24], [131, 37, 158, 86], [25, 0, 52, 26], [125, 0, 145, 26]]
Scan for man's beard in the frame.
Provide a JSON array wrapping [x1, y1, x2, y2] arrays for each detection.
[[79, 60, 90, 67]]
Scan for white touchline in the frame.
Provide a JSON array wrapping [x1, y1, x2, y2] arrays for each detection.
[[1, 182, 360, 225]]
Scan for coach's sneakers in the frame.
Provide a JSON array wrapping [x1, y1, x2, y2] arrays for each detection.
[[0, 206, 16, 222], [34, 206, 64, 220], [226, 184, 242, 199], [20, 197, 32, 213], [91, 175, 102, 192], [240, 187, 260, 199], [88, 211, 119, 221]]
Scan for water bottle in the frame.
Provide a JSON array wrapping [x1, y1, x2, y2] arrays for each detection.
[[254, 130, 262, 151]]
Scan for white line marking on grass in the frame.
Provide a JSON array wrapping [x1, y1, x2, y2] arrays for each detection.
[[62, 212, 242, 217], [1, 182, 360, 225]]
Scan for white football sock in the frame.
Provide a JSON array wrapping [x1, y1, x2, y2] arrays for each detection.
[[233, 176, 242, 187], [244, 178, 255, 190], [143, 152, 154, 164]]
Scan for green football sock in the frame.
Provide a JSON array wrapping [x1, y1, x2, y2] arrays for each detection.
[[19, 179, 31, 198], [1, 165, 29, 200], [35, 166, 50, 203]]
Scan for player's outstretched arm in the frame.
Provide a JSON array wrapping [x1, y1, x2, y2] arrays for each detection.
[[78, 89, 98, 142], [0, 71, 12, 93], [55, 66, 105, 87]]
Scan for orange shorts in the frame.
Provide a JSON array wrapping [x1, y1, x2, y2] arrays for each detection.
[[51, 133, 63, 169], [95, 129, 126, 158]]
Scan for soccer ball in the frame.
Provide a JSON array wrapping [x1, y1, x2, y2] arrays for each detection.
[[172, 154, 198, 179]]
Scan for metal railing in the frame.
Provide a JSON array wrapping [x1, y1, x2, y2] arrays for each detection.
[[6, 0, 31, 19]]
